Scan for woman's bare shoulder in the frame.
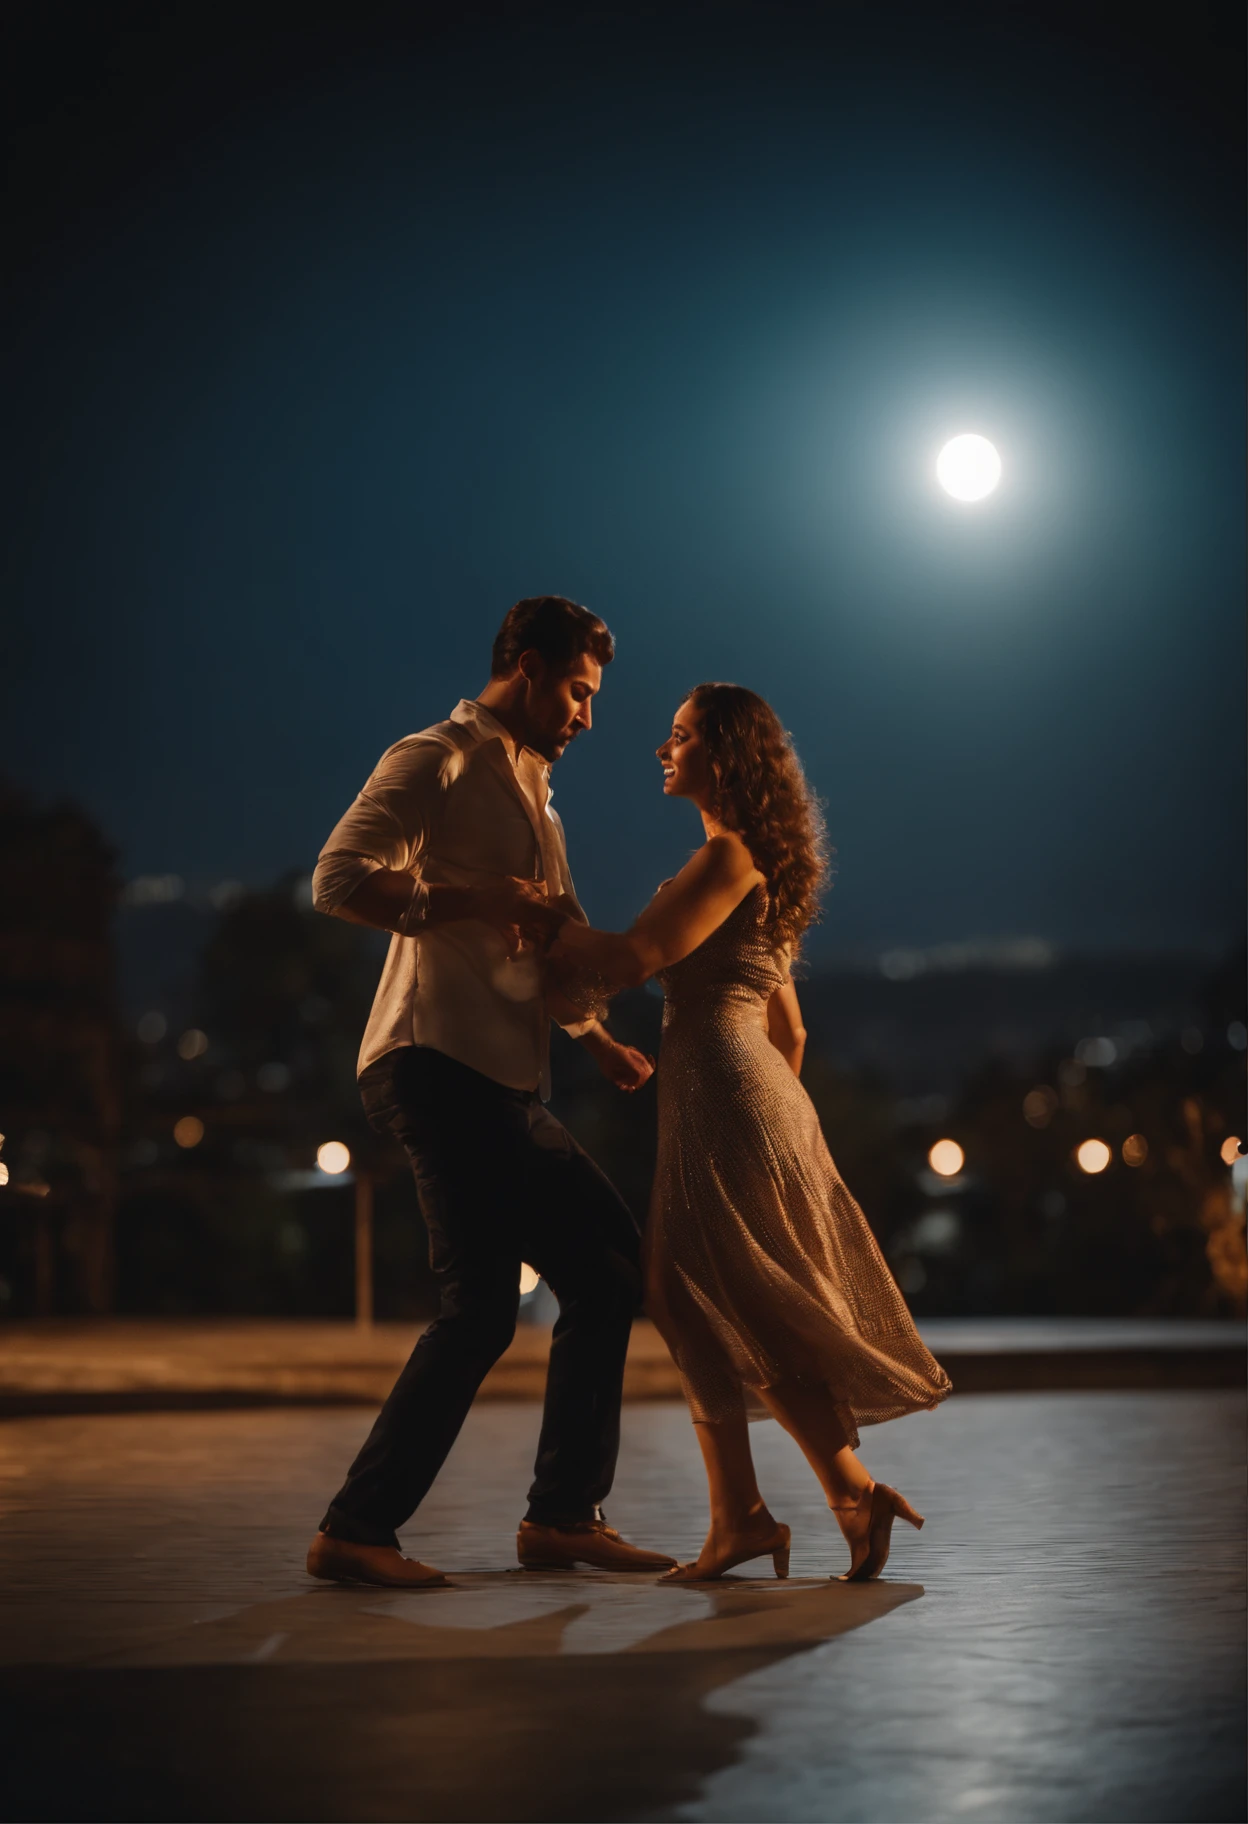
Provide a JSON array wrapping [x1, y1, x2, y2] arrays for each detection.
[[700, 830, 764, 885], [641, 835, 760, 918]]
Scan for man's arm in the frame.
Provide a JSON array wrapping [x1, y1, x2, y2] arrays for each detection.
[[576, 1019, 655, 1093], [335, 868, 548, 941], [545, 970, 654, 1093], [527, 800, 653, 1087], [312, 737, 549, 942]]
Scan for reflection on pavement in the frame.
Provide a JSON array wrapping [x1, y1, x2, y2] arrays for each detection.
[[97, 1571, 923, 1665], [6, 1572, 925, 1822]]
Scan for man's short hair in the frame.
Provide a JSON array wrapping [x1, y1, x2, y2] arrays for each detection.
[[490, 596, 615, 678]]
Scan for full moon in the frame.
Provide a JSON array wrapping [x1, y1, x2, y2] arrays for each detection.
[[936, 433, 1001, 502]]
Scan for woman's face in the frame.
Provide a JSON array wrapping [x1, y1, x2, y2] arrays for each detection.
[[657, 699, 712, 803]]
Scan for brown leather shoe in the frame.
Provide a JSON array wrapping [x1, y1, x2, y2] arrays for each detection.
[[306, 1531, 450, 1589], [517, 1519, 675, 1572]]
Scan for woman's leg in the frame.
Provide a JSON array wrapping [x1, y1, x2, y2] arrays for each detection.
[[694, 1414, 767, 1533], [758, 1380, 924, 1580], [669, 1412, 787, 1579], [757, 1380, 873, 1507]]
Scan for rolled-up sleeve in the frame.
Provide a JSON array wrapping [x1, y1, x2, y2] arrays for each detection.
[[311, 736, 449, 918]]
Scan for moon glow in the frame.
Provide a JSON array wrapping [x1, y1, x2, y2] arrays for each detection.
[[937, 433, 1002, 502]]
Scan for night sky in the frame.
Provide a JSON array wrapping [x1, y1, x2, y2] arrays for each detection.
[[5, 2, 1243, 960]]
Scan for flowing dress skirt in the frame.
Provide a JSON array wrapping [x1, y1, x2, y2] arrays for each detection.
[[645, 888, 951, 1445]]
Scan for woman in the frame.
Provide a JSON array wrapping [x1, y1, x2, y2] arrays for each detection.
[[546, 683, 951, 1583]]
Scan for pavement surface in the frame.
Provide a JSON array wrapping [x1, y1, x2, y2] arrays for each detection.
[[0, 1390, 1243, 1822], [0, 1316, 1243, 1413]]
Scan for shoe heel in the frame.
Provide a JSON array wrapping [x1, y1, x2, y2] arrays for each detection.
[[772, 1524, 791, 1579], [888, 1489, 925, 1530]]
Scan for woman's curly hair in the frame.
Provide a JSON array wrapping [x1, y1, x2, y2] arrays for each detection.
[[686, 682, 830, 951]]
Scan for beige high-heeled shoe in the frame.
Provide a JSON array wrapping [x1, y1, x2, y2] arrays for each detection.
[[831, 1482, 924, 1582], [661, 1521, 792, 1584]]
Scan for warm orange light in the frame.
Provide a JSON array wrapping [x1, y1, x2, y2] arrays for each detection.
[[1221, 1136, 1243, 1167], [519, 1263, 540, 1295], [173, 1116, 204, 1149], [928, 1139, 964, 1178], [316, 1141, 351, 1175], [1122, 1134, 1148, 1167], [1023, 1087, 1057, 1128], [177, 1028, 209, 1061], [1076, 1138, 1111, 1175]]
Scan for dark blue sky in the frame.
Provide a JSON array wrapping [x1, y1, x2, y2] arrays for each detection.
[[5, 3, 1243, 958]]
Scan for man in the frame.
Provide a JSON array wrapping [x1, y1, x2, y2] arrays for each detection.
[[306, 595, 674, 1587]]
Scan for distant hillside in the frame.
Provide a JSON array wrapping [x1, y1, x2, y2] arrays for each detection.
[[797, 952, 1239, 1096]]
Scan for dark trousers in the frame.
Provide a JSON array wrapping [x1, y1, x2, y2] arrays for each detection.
[[321, 1045, 641, 1546]]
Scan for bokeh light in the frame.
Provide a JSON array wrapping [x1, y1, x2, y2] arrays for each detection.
[[936, 433, 1001, 502], [316, 1141, 351, 1175], [1122, 1134, 1149, 1167], [177, 1028, 209, 1061], [1220, 1136, 1242, 1166], [1076, 1138, 1111, 1175], [173, 1115, 204, 1148], [1023, 1086, 1058, 1128], [519, 1263, 540, 1295], [928, 1139, 965, 1177]]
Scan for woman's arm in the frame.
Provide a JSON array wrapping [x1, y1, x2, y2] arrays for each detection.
[[549, 834, 764, 989], [766, 980, 806, 1076]]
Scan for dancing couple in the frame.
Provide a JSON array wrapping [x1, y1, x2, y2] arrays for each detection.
[[305, 595, 949, 1590]]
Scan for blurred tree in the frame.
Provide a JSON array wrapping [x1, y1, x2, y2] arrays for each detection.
[[115, 875, 435, 1317], [894, 1009, 1247, 1319], [0, 780, 122, 1311], [191, 872, 384, 1166]]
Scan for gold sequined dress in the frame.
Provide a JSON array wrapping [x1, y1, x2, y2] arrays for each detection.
[[646, 885, 951, 1443]]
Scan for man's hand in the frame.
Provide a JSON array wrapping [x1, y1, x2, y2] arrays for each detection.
[[600, 1042, 656, 1093], [473, 878, 564, 955], [577, 1021, 655, 1094]]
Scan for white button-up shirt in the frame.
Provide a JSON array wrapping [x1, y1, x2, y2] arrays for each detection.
[[312, 700, 591, 1094]]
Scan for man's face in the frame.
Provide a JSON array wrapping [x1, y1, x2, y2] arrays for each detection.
[[518, 652, 602, 763]]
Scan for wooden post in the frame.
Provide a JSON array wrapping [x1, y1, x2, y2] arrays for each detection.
[[33, 1204, 54, 1317], [354, 1170, 374, 1329]]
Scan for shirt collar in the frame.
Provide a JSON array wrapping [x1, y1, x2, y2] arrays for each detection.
[[451, 699, 550, 776]]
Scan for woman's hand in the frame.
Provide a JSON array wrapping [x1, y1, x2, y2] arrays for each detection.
[[766, 980, 806, 1076]]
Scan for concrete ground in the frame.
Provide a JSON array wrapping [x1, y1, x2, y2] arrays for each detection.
[[0, 1391, 1243, 1823]]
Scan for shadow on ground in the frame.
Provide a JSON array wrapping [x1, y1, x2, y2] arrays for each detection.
[[0, 1576, 920, 1822]]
